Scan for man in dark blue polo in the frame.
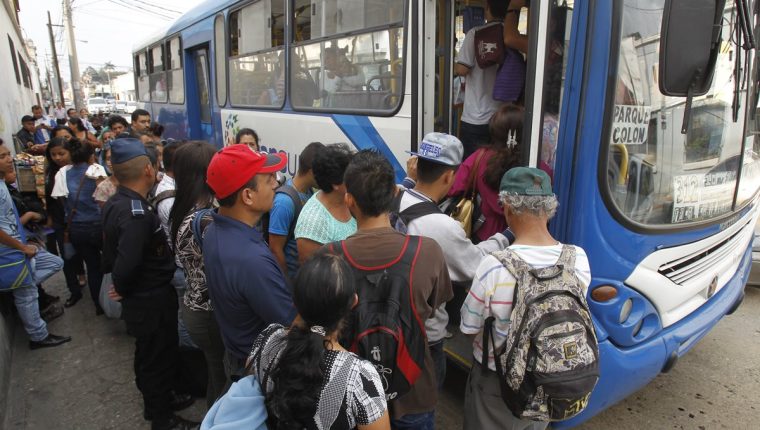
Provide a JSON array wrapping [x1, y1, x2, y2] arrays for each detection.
[[203, 145, 295, 384]]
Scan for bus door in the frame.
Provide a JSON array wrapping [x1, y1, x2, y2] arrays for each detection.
[[185, 46, 214, 141]]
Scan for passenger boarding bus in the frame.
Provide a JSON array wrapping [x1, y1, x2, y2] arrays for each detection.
[[134, 0, 760, 426]]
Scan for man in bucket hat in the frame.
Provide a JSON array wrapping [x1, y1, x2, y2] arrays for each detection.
[[459, 167, 592, 430], [203, 145, 296, 385]]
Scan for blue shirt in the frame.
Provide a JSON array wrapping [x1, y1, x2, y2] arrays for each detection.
[[0, 183, 21, 242], [268, 180, 313, 279], [65, 164, 101, 223], [203, 212, 295, 360]]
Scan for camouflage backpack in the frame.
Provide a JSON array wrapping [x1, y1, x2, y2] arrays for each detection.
[[483, 245, 599, 422]]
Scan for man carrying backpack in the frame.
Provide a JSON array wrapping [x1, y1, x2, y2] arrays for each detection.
[[267, 142, 324, 279], [331, 150, 452, 429], [454, 0, 510, 158], [460, 167, 595, 429], [395, 132, 512, 389]]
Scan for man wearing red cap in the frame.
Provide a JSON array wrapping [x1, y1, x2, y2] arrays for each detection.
[[203, 145, 296, 384]]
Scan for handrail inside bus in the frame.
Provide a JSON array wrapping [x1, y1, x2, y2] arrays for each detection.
[[612, 143, 629, 186]]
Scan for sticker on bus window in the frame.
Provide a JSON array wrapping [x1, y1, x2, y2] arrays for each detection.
[[671, 172, 736, 223], [611, 105, 651, 146]]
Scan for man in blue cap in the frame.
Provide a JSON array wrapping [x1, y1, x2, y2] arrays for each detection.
[[101, 138, 198, 430]]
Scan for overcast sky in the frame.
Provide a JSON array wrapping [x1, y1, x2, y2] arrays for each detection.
[[19, 0, 206, 80]]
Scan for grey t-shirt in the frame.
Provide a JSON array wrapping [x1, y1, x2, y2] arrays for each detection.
[[456, 21, 502, 125]]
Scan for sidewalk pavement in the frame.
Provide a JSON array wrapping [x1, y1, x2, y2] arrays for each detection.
[[4, 272, 205, 430]]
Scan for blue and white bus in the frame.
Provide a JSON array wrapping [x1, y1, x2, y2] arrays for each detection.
[[134, 0, 760, 426]]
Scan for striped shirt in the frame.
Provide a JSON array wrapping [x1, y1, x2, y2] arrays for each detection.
[[459, 244, 591, 371]]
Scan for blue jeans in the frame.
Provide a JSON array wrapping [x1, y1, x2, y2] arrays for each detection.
[[172, 268, 198, 349], [13, 250, 63, 341], [391, 411, 435, 430]]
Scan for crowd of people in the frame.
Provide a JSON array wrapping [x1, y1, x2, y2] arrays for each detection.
[[0, 2, 592, 426]]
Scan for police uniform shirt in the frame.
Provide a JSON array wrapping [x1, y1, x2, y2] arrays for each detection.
[[102, 186, 176, 297]]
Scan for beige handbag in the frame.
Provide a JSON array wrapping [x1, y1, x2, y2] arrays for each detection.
[[450, 149, 486, 238]]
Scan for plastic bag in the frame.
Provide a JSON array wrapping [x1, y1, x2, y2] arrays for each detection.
[[99, 273, 122, 319]]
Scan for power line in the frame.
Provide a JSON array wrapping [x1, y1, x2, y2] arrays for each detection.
[[76, 9, 165, 26], [126, 0, 182, 15], [106, 0, 175, 20]]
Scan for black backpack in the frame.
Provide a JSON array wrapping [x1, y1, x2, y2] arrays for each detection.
[[330, 236, 427, 401], [389, 190, 442, 234], [258, 184, 304, 244]]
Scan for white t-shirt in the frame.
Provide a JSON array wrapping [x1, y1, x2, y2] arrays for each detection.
[[51, 164, 108, 198], [154, 174, 175, 243], [456, 21, 502, 125], [399, 189, 510, 343], [460, 244, 592, 371]]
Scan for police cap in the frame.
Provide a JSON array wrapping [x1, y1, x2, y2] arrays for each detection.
[[111, 137, 148, 165]]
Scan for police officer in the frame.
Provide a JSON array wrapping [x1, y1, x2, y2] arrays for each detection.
[[102, 138, 198, 430]]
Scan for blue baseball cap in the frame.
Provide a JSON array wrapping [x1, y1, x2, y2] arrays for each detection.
[[111, 138, 148, 165], [407, 132, 464, 166]]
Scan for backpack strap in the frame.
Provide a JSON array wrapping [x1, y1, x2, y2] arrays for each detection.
[[152, 189, 176, 207], [399, 200, 442, 226], [555, 244, 577, 273], [191, 208, 213, 248], [493, 248, 533, 281], [482, 316, 505, 377], [274, 184, 304, 240]]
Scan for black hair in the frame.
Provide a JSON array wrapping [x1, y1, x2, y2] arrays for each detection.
[[162, 140, 184, 173], [131, 109, 150, 122], [488, 0, 510, 19], [52, 126, 75, 139], [484, 104, 524, 191], [297, 142, 325, 175], [66, 108, 76, 116], [216, 175, 259, 208], [416, 158, 457, 184], [169, 141, 218, 245], [68, 117, 86, 133], [312, 143, 352, 193], [68, 137, 94, 164], [45, 137, 71, 188], [31, 105, 42, 111], [235, 128, 259, 145], [150, 121, 165, 138], [108, 115, 129, 129], [21, 115, 34, 123], [265, 252, 356, 430], [143, 143, 159, 166], [344, 149, 396, 217]]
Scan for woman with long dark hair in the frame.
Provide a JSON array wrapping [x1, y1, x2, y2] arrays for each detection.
[[249, 253, 389, 430], [170, 141, 226, 407], [44, 137, 86, 305], [67, 117, 101, 149], [51, 138, 106, 313], [449, 104, 524, 242]]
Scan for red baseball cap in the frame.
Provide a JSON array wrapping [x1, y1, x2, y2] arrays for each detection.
[[206, 145, 287, 199]]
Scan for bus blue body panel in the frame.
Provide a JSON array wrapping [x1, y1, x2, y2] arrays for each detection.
[[555, 245, 749, 428]]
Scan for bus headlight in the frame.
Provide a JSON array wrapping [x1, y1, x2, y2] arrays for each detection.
[[588, 282, 662, 347]]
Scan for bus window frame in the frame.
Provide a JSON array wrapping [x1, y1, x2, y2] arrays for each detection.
[[148, 42, 168, 103], [214, 13, 228, 107], [135, 49, 151, 102], [287, 0, 409, 117], [165, 34, 185, 105], [597, 0, 755, 235], [227, 0, 287, 110]]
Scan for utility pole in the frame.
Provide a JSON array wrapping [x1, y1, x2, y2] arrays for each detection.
[[63, 0, 83, 109], [47, 11, 65, 105]]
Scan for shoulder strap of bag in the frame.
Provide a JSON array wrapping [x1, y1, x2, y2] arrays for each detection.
[[152, 189, 176, 207], [275, 185, 305, 239], [482, 316, 506, 377], [191, 208, 213, 248], [466, 149, 487, 200], [65, 171, 89, 227]]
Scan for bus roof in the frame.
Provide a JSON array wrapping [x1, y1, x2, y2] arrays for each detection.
[[132, 0, 239, 53]]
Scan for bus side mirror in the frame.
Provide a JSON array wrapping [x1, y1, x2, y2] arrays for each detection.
[[659, 0, 727, 134], [659, 0, 725, 97]]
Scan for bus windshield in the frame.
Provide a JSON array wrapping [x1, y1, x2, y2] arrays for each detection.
[[605, 1, 756, 227]]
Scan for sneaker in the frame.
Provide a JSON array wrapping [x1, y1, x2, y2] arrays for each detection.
[[29, 334, 72, 350], [151, 415, 200, 430], [41, 304, 64, 322]]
